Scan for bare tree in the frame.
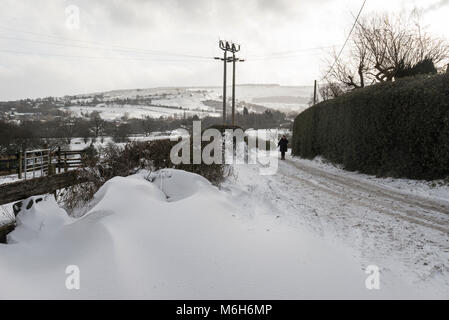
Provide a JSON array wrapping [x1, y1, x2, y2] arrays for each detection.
[[142, 116, 153, 136], [319, 82, 345, 101], [62, 117, 76, 144], [411, 10, 448, 70], [89, 111, 105, 139], [323, 11, 449, 93], [324, 35, 372, 90]]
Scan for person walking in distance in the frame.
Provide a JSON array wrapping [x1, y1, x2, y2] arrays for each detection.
[[278, 135, 289, 160]]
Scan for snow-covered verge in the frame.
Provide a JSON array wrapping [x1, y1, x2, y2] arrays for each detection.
[[294, 156, 449, 203], [0, 169, 437, 299]]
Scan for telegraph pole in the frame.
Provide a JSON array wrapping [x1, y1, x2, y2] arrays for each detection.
[[216, 40, 244, 126], [223, 49, 227, 125], [230, 50, 245, 126], [218, 40, 230, 126], [232, 52, 236, 126]]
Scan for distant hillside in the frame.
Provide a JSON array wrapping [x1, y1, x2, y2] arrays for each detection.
[[73, 84, 313, 114], [0, 84, 313, 121], [253, 96, 309, 104]]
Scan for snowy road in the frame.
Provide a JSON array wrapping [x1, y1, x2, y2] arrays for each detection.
[[285, 159, 449, 234], [232, 155, 449, 296]]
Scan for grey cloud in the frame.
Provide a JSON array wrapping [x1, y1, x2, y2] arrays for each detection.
[[0, 0, 447, 100], [425, 0, 449, 12]]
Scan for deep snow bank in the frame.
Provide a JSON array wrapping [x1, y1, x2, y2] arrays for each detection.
[[8, 197, 72, 244], [0, 169, 424, 299]]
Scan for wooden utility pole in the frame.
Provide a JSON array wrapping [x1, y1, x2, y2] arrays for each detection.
[[223, 49, 227, 126], [232, 52, 236, 126], [313, 80, 318, 105], [216, 40, 244, 127], [218, 40, 230, 126], [230, 53, 245, 126]]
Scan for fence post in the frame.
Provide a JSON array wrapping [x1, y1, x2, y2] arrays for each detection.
[[64, 152, 68, 173], [33, 153, 36, 179], [40, 151, 44, 177], [24, 151, 27, 180], [18, 152, 22, 179], [48, 150, 53, 176], [58, 147, 61, 174]]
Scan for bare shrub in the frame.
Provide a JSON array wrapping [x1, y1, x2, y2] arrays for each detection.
[[59, 170, 103, 215], [62, 140, 231, 215]]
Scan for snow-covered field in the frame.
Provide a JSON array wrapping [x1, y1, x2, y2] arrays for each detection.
[[64, 85, 311, 119], [1, 149, 448, 299], [68, 133, 181, 151], [65, 104, 219, 121], [204, 85, 311, 113], [97, 85, 312, 107]]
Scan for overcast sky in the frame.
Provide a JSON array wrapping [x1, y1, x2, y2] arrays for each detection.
[[0, 0, 448, 100]]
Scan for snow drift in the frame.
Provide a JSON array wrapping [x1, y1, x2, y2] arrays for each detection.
[[0, 169, 431, 299]]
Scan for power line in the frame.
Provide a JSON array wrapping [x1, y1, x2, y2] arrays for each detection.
[[0, 25, 340, 63], [0, 32, 337, 64], [0, 35, 213, 60], [0, 25, 212, 60], [246, 45, 338, 59], [0, 49, 216, 63], [322, 0, 367, 80], [0, 11, 369, 83], [246, 51, 335, 62]]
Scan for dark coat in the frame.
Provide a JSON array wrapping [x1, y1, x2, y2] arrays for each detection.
[[278, 138, 289, 152]]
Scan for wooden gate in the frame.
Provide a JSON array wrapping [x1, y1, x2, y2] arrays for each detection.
[[0, 148, 86, 180]]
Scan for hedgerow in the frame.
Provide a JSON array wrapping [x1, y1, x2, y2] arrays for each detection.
[[292, 74, 449, 179]]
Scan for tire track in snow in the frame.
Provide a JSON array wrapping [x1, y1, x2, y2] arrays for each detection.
[[284, 159, 449, 234], [234, 157, 449, 287]]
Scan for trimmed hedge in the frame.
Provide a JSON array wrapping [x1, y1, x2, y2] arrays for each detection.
[[292, 74, 449, 180]]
